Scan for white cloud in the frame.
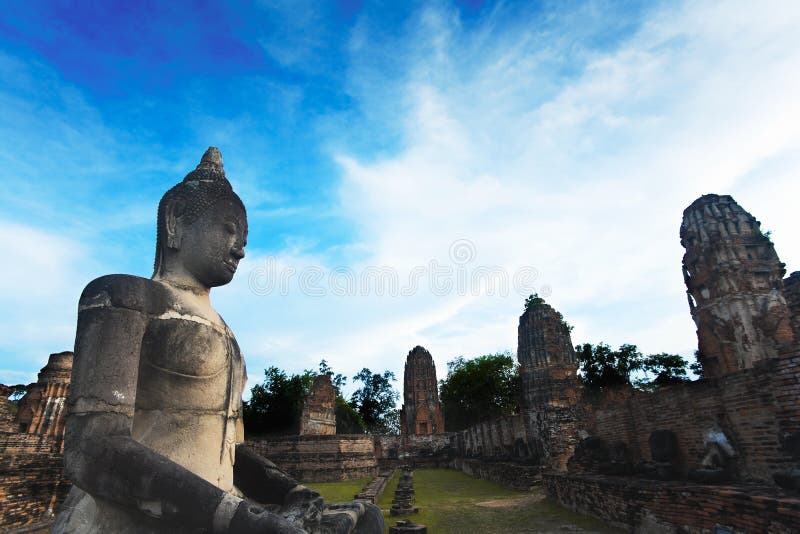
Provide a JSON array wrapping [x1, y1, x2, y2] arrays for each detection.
[[238, 0, 800, 383], [0, 221, 100, 381]]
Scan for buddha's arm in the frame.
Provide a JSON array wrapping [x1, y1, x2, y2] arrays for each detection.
[[64, 277, 303, 533], [234, 445, 300, 503], [235, 444, 323, 503]]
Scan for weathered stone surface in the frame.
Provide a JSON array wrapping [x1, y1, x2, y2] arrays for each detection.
[[374, 433, 454, 469], [53, 148, 382, 534], [389, 468, 419, 516], [300, 375, 336, 436], [453, 457, 541, 490], [15, 351, 72, 437], [400, 347, 444, 435], [246, 435, 379, 483], [0, 433, 70, 530], [354, 470, 393, 503], [518, 301, 580, 409], [544, 472, 800, 534], [681, 194, 795, 377]]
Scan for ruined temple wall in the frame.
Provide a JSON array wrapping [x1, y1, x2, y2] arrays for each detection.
[[544, 472, 800, 534], [453, 350, 799, 485], [453, 406, 580, 471], [577, 351, 800, 482], [453, 414, 527, 459], [373, 433, 454, 468], [0, 432, 69, 530], [246, 435, 378, 482]]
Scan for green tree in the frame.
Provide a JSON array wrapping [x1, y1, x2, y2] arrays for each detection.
[[439, 352, 519, 432], [575, 343, 644, 389], [524, 293, 545, 311], [640, 353, 690, 386], [243, 366, 315, 436], [318, 358, 348, 394], [335, 396, 366, 434], [690, 351, 705, 379], [318, 359, 366, 434], [350, 368, 399, 434]]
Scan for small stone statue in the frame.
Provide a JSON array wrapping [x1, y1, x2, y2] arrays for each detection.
[[54, 148, 382, 533]]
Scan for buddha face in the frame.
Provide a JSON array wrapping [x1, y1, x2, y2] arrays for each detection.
[[177, 198, 248, 288]]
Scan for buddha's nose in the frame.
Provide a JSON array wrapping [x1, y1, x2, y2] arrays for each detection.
[[231, 244, 245, 260]]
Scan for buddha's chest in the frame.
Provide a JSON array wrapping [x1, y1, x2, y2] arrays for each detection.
[[136, 316, 246, 412]]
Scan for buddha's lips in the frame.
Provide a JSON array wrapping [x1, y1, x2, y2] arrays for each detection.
[[223, 261, 238, 272]]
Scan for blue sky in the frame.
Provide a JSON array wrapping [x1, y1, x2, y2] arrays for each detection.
[[2, 0, 799, 399]]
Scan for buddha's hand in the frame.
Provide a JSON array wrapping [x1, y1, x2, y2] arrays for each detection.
[[225, 499, 306, 534], [280, 485, 324, 531]]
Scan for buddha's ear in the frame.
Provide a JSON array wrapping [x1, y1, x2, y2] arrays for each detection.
[[165, 199, 186, 250]]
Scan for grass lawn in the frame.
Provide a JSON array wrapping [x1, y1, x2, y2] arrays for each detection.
[[313, 469, 614, 533], [305, 476, 372, 504]]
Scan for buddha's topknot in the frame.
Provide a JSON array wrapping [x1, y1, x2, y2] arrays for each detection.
[[153, 147, 246, 276]]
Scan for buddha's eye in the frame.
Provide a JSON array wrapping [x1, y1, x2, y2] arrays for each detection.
[[224, 222, 237, 234]]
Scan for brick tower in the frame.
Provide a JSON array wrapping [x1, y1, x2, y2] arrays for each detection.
[[517, 297, 580, 409], [681, 194, 794, 377], [400, 346, 445, 435], [15, 351, 73, 437]]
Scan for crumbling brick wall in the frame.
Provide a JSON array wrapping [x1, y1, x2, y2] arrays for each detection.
[[577, 351, 800, 481], [0, 433, 70, 530], [246, 435, 378, 482], [544, 472, 800, 533]]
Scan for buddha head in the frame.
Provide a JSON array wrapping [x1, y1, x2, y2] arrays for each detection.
[[153, 147, 248, 288]]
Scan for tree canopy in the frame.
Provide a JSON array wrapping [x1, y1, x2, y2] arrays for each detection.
[[350, 368, 400, 434], [438, 352, 519, 432], [243, 366, 315, 436], [576, 343, 701, 390]]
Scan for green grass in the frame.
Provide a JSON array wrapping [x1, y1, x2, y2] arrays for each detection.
[[308, 469, 614, 533], [380, 469, 614, 534], [305, 477, 371, 504]]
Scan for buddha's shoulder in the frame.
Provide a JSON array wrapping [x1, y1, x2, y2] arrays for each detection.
[[79, 274, 172, 315]]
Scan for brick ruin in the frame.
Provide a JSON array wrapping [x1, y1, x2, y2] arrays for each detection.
[[400, 346, 444, 436], [681, 194, 794, 377], [245, 435, 378, 482], [299, 374, 337, 436], [518, 301, 580, 409], [1, 352, 73, 530], [15, 351, 72, 436], [444, 193, 800, 532]]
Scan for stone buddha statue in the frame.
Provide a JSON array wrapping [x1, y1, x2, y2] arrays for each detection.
[[54, 148, 382, 533]]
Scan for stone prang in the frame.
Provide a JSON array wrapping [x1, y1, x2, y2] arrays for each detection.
[[517, 299, 579, 409], [400, 346, 444, 435], [681, 194, 794, 377]]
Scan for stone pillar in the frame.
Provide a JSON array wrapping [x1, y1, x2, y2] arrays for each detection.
[[299, 374, 337, 436], [15, 351, 73, 437], [681, 194, 794, 377], [517, 301, 579, 410], [400, 346, 445, 435]]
